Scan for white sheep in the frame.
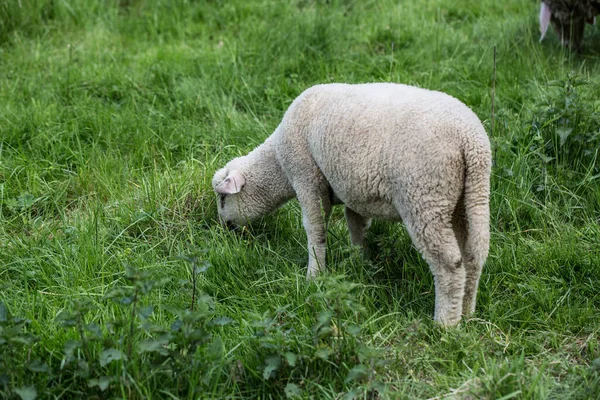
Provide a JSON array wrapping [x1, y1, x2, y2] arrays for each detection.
[[212, 83, 491, 326]]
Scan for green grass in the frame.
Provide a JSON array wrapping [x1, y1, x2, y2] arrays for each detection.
[[1, 0, 600, 398]]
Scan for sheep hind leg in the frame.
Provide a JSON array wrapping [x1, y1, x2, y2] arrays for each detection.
[[452, 198, 482, 317], [400, 209, 466, 326], [344, 207, 371, 248]]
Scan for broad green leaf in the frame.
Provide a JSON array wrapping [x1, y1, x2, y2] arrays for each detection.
[[171, 319, 183, 332], [99, 348, 126, 367], [27, 360, 50, 373], [177, 254, 197, 264], [9, 333, 37, 346], [120, 296, 134, 305], [316, 326, 333, 338], [138, 305, 154, 319], [316, 310, 333, 326], [263, 355, 281, 380], [206, 336, 223, 360], [557, 127, 573, 147], [88, 376, 112, 391], [75, 360, 90, 378], [64, 340, 81, 358], [537, 154, 554, 164], [138, 339, 167, 354], [14, 386, 37, 400], [55, 311, 77, 327], [16, 193, 36, 210], [103, 287, 127, 301], [5, 197, 17, 212], [315, 347, 332, 361], [346, 364, 368, 383], [369, 380, 387, 394], [85, 323, 103, 339], [284, 352, 297, 367], [346, 324, 361, 337], [195, 260, 211, 274], [284, 383, 303, 398], [342, 387, 362, 400]]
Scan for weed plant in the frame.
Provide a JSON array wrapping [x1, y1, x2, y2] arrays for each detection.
[[1, 0, 600, 398]]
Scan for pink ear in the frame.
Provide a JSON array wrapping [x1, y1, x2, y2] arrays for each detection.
[[215, 170, 246, 194], [539, 2, 552, 41]]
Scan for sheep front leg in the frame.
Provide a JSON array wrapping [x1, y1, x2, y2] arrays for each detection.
[[344, 207, 371, 248], [299, 195, 332, 279]]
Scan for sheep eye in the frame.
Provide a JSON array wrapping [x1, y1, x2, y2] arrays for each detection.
[[219, 193, 226, 208]]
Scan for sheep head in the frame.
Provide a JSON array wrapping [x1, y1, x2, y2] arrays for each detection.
[[212, 166, 261, 226], [212, 146, 295, 226]]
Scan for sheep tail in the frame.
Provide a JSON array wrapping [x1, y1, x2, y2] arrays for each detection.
[[461, 134, 492, 268]]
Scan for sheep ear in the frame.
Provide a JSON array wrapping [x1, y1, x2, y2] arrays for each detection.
[[215, 170, 246, 194], [539, 2, 551, 41]]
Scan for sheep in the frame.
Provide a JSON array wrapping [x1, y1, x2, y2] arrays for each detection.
[[212, 83, 491, 326], [539, 1, 599, 50]]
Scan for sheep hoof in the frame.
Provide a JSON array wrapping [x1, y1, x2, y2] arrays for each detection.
[[305, 266, 321, 280], [434, 315, 462, 327]]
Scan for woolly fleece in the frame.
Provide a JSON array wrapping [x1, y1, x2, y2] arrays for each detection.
[[212, 83, 492, 326]]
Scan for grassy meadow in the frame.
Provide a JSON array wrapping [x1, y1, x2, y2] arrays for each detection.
[[1, 0, 600, 398]]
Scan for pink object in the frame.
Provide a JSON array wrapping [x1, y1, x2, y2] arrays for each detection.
[[215, 170, 246, 194], [540, 2, 552, 41]]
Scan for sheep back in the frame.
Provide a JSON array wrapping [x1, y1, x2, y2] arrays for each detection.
[[273, 83, 490, 222]]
